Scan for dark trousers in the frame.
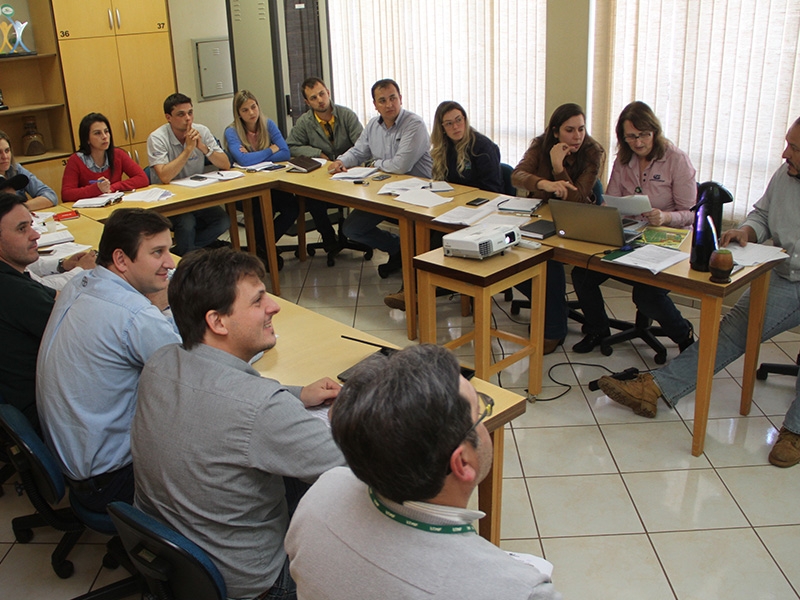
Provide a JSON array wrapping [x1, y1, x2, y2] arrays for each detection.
[[571, 266, 690, 342], [68, 463, 135, 513], [516, 260, 568, 340]]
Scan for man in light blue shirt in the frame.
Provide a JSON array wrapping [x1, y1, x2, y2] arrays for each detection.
[[329, 79, 432, 277], [37, 208, 180, 511]]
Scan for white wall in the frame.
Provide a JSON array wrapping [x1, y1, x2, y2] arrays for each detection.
[[167, 0, 232, 140]]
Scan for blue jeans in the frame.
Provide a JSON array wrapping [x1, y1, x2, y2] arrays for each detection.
[[653, 272, 800, 434], [571, 267, 691, 342], [515, 260, 568, 340], [342, 210, 400, 254], [170, 206, 231, 255]]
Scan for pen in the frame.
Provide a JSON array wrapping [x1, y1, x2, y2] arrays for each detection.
[[89, 179, 100, 184]]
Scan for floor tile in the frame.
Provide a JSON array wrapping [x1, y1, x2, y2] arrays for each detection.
[[601, 421, 711, 472], [756, 525, 800, 592], [718, 465, 800, 526], [623, 469, 748, 532], [695, 416, 777, 467], [542, 534, 674, 600], [529, 474, 643, 537], [511, 386, 596, 428], [515, 426, 617, 477], [500, 478, 538, 539], [651, 528, 797, 599]]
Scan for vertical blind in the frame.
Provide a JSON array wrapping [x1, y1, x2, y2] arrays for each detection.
[[593, 0, 800, 220], [327, 0, 547, 168]]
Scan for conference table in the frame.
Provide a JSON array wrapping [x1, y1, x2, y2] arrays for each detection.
[[254, 296, 526, 545]]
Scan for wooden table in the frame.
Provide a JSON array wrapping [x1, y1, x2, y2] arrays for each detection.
[[534, 205, 776, 456], [254, 296, 526, 545], [414, 246, 553, 397]]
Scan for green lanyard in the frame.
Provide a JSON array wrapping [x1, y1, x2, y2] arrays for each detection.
[[368, 488, 476, 534]]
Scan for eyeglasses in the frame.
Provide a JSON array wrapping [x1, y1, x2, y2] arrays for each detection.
[[442, 115, 464, 130], [462, 392, 494, 440], [623, 131, 653, 142]]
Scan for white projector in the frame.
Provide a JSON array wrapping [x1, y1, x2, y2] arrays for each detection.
[[442, 225, 521, 259]]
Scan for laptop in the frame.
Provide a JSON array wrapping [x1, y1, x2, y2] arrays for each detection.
[[548, 199, 643, 246]]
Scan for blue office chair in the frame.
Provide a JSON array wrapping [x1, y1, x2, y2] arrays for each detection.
[[0, 403, 139, 597], [108, 502, 226, 600], [500, 162, 516, 196]]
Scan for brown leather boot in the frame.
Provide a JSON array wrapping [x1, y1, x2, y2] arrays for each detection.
[[768, 427, 800, 467], [597, 372, 661, 418]]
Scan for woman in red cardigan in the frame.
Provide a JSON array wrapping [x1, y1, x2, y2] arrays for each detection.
[[61, 113, 149, 202]]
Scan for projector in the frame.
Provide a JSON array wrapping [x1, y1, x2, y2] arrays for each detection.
[[442, 224, 520, 259]]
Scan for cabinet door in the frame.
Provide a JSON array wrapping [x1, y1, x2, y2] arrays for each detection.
[[59, 38, 127, 144], [126, 142, 150, 169], [23, 158, 68, 202], [52, 0, 115, 40], [116, 33, 176, 145], [110, 0, 169, 35]]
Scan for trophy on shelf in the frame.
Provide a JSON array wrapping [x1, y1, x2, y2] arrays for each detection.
[[21, 116, 46, 155], [0, 89, 8, 111]]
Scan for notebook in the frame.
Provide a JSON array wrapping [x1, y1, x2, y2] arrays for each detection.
[[287, 156, 322, 173], [548, 199, 643, 246]]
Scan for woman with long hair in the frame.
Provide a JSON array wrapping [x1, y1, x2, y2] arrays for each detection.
[[512, 103, 606, 353], [430, 101, 503, 192], [0, 130, 57, 209], [570, 101, 696, 353], [61, 113, 149, 202]]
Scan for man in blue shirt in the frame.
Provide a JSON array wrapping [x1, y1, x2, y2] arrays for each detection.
[[37, 208, 181, 511], [329, 79, 432, 277]]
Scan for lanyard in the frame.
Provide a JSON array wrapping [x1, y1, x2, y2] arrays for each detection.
[[368, 488, 476, 534]]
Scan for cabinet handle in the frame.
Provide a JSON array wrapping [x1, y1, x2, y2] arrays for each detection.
[[116, 8, 121, 29], [130, 119, 136, 139], [135, 150, 140, 164], [123, 120, 129, 140], [108, 9, 113, 30]]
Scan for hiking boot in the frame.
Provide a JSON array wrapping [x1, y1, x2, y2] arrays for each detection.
[[572, 331, 610, 354], [768, 427, 800, 468], [597, 372, 661, 418], [384, 291, 406, 311]]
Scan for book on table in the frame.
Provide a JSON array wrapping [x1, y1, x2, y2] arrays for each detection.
[[287, 156, 322, 173]]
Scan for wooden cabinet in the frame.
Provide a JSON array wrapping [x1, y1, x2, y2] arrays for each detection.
[[0, 0, 73, 173], [54, 0, 176, 159], [51, 0, 168, 40]]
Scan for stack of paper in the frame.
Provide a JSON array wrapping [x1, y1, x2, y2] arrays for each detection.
[[200, 170, 245, 181], [72, 192, 124, 208], [331, 167, 378, 180], [428, 181, 454, 192], [605, 245, 688, 274], [728, 242, 788, 266], [38, 229, 75, 247], [497, 196, 542, 213], [377, 178, 430, 195], [393, 189, 451, 208], [124, 188, 174, 202], [433, 205, 494, 225]]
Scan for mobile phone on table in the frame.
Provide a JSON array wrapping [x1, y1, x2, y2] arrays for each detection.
[[190, 175, 206, 181], [467, 197, 491, 206], [372, 174, 390, 181]]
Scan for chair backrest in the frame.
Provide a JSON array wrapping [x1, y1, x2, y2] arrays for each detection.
[[107, 502, 227, 600], [592, 179, 604, 205], [0, 403, 65, 506], [500, 163, 516, 196]]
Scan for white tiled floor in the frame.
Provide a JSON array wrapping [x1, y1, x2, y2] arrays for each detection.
[[2, 242, 799, 599]]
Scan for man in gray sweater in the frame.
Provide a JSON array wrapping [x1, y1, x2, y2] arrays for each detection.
[[132, 248, 345, 600], [286, 344, 561, 600]]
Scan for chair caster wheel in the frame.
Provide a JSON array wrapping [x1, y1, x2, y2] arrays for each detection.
[[364, 249, 373, 260], [756, 367, 768, 380], [654, 352, 667, 365], [511, 305, 520, 315], [601, 345, 613, 357], [53, 559, 74, 579], [307, 247, 316, 257], [14, 528, 33, 543]]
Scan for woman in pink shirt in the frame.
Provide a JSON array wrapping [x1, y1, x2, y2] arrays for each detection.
[[61, 113, 149, 202], [570, 101, 696, 354]]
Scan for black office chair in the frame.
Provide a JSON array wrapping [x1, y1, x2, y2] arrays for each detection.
[[757, 353, 800, 381], [108, 501, 227, 600], [0, 404, 140, 598]]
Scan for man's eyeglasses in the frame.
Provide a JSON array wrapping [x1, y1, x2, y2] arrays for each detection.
[[442, 115, 465, 130], [462, 392, 494, 441], [623, 131, 653, 142]]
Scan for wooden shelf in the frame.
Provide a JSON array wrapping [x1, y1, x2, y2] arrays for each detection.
[[17, 150, 72, 165], [0, 52, 58, 63], [0, 103, 66, 116]]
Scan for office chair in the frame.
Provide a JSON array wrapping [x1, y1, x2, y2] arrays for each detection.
[[0, 404, 140, 598], [108, 501, 227, 600], [757, 353, 800, 381]]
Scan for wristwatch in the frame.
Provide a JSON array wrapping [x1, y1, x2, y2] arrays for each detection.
[[57, 258, 66, 273]]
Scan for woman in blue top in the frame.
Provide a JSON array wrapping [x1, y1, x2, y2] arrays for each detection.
[[224, 90, 298, 268], [0, 130, 58, 209]]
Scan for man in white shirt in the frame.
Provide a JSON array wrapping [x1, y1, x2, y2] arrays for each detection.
[[147, 93, 231, 255]]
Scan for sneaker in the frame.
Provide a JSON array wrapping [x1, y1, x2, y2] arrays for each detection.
[[378, 251, 402, 278], [572, 331, 610, 354], [768, 427, 800, 467], [597, 372, 661, 418]]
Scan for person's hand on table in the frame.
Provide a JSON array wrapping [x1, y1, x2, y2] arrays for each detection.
[[721, 226, 756, 248], [328, 160, 347, 174], [537, 179, 576, 199], [300, 377, 341, 408], [64, 250, 97, 271]]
